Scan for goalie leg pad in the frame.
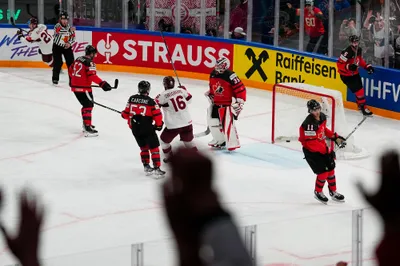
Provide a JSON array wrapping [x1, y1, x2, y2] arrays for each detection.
[[208, 105, 225, 144], [219, 106, 240, 151]]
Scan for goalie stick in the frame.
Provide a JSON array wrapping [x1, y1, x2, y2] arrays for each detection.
[[84, 91, 121, 114], [195, 127, 210, 138]]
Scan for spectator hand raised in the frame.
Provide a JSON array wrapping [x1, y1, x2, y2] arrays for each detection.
[[0, 189, 44, 266]]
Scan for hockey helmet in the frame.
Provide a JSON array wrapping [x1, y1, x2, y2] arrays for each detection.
[[85, 45, 97, 55], [28, 17, 38, 26], [349, 35, 360, 43], [163, 76, 175, 90], [59, 11, 69, 20], [215, 57, 229, 73], [307, 99, 321, 112], [138, 80, 151, 94], [305, 0, 314, 6]]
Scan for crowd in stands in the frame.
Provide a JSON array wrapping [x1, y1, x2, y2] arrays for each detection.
[[2, 147, 400, 265]]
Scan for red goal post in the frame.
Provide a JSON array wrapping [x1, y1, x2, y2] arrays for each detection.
[[271, 83, 336, 151]]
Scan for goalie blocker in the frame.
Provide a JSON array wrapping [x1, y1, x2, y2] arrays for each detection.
[[206, 57, 246, 151]]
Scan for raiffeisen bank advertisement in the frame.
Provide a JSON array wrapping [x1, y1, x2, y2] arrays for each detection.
[[1, 25, 400, 119]]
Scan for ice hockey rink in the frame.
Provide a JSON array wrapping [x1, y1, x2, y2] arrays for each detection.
[[1, 67, 399, 266]]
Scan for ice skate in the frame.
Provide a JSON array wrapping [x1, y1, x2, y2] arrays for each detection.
[[314, 191, 328, 204], [209, 141, 226, 149], [329, 190, 345, 202], [153, 167, 166, 178], [359, 105, 373, 116], [83, 124, 98, 137], [52, 79, 58, 86], [143, 164, 154, 176]]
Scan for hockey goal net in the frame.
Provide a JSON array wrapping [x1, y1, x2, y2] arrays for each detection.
[[271, 83, 368, 159]]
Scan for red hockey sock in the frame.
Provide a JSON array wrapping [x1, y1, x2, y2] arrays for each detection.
[[140, 146, 150, 165], [150, 147, 161, 168], [315, 172, 328, 193], [162, 144, 172, 157], [81, 107, 93, 126], [327, 170, 337, 192], [355, 88, 366, 106]]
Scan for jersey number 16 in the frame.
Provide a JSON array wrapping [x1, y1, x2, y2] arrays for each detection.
[[171, 95, 186, 112]]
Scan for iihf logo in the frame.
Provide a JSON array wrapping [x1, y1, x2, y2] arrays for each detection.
[[97, 33, 119, 64]]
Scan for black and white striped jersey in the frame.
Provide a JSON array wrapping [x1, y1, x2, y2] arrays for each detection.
[[53, 23, 76, 48]]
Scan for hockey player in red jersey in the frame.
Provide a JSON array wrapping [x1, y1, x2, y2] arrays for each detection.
[[206, 56, 246, 151], [69, 45, 112, 136], [337, 35, 374, 116], [302, 0, 326, 53], [121, 81, 166, 177], [299, 99, 347, 204]]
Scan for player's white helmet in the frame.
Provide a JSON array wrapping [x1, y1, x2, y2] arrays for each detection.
[[215, 57, 230, 74], [305, 0, 314, 6]]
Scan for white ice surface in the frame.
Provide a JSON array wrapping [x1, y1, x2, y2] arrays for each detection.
[[0, 68, 399, 266]]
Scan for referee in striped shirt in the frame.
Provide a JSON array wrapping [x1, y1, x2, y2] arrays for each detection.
[[52, 11, 75, 85]]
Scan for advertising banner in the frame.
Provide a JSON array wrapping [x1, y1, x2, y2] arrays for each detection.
[[346, 68, 400, 113], [0, 28, 91, 62], [92, 32, 233, 74], [233, 44, 347, 97]]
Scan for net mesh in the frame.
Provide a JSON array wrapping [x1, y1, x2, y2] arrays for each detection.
[[272, 83, 369, 160]]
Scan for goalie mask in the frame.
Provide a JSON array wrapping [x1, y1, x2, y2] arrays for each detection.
[[163, 76, 175, 90], [215, 57, 229, 73]]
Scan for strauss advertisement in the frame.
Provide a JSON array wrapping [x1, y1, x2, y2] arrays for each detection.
[[91, 32, 233, 74]]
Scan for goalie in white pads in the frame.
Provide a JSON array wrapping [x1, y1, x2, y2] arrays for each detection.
[[16, 17, 54, 67], [155, 76, 197, 163], [206, 57, 246, 151]]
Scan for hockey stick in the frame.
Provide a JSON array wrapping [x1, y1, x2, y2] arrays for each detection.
[[26, 4, 36, 18], [71, 79, 119, 89], [91, 79, 119, 89], [158, 20, 182, 86], [335, 116, 368, 151], [85, 91, 121, 114], [9, 17, 29, 34]]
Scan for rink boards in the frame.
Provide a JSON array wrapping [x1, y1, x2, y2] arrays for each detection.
[[0, 25, 399, 119]]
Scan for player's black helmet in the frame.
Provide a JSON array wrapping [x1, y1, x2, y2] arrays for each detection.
[[163, 76, 175, 90], [85, 45, 97, 55], [138, 80, 151, 94], [307, 99, 321, 112], [349, 35, 359, 43], [59, 11, 69, 19]]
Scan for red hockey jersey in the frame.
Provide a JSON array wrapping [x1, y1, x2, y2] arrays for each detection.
[[299, 113, 336, 154], [337, 46, 367, 76], [69, 56, 102, 92], [209, 69, 246, 106], [304, 7, 325, 37]]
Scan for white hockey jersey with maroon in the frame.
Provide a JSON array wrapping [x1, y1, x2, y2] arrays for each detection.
[[20, 24, 53, 55], [155, 87, 193, 129]]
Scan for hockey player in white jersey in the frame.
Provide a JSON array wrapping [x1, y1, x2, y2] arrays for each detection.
[[17, 17, 54, 67], [155, 76, 197, 163]]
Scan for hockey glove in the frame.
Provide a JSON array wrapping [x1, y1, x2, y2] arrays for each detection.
[[100, 81, 112, 91], [178, 85, 187, 91], [332, 134, 346, 149], [16, 30, 23, 39], [154, 122, 164, 131], [348, 64, 358, 71], [231, 101, 244, 119], [366, 64, 374, 74]]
